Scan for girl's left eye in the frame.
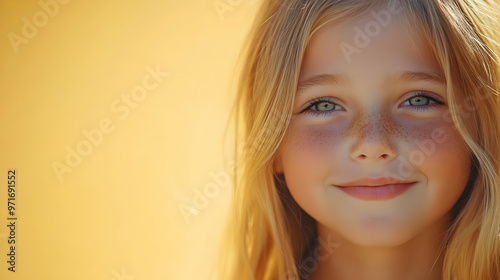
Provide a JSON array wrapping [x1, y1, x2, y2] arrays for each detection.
[[400, 91, 445, 110]]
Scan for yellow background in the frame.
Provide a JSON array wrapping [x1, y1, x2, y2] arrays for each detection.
[[0, 0, 259, 279]]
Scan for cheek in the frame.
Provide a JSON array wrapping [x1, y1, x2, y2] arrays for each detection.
[[281, 123, 342, 166], [279, 123, 345, 196], [403, 121, 471, 205], [403, 121, 470, 171]]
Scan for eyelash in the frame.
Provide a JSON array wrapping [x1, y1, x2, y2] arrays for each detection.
[[301, 91, 445, 117], [301, 97, 343, 117]]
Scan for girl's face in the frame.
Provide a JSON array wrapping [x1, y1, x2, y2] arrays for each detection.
[[274, 9, 471, 246]]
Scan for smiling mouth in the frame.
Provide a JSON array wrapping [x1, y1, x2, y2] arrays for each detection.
[[333, 178, 418, 201]]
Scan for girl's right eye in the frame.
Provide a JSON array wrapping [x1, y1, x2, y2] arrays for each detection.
[[301, 97, 344, 117]]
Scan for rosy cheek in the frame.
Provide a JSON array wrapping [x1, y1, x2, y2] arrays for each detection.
[[283, 123, 344, 158], [399, 120, 470, 169], [397, 120, 469, 187], [280, 123, 345, 194]]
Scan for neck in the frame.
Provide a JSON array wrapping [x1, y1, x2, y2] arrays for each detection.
[[307, 213, 450, 280]]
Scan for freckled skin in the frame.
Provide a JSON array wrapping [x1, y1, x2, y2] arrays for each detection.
[[273, 9, 470, 280], [284, 120, 340, 154], [344, 111, 403, 139]]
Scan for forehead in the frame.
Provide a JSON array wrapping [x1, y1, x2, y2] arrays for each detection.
[[299, 9, 442, 82]]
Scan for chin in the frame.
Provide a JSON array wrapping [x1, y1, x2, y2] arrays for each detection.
[[339, 222, 417, 248]]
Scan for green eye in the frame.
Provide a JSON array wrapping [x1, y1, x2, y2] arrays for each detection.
[[302, 97, 344, 117], [400, 91, 445, 111], [406, 96, 430, 106], [315, 101, 338, 111]]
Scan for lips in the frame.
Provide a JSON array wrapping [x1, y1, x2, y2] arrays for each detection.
[[333, 177, 417, 201]]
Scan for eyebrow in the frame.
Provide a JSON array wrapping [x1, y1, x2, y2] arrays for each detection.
[[297, 73, 349, 92], [296, 71, 445, 93], [386, 71, 445, 86]]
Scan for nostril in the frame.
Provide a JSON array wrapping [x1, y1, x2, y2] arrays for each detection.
[[380, 154, 389, 159]]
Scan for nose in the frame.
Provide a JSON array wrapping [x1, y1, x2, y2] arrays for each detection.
[[348, 112, 397, 162]]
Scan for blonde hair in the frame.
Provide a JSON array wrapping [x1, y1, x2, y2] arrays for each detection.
[[218, 0, 500, 279]]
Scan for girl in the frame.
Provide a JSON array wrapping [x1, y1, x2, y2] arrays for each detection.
[[218, 0, 500, 279]]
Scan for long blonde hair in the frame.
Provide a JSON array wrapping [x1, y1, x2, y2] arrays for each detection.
[[218, 0, 500, 279]]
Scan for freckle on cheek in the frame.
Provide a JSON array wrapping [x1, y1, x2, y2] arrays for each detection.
[[287, 126, 342, 152], [405, 123, 464, 156], [380, 114, 402, 138]]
